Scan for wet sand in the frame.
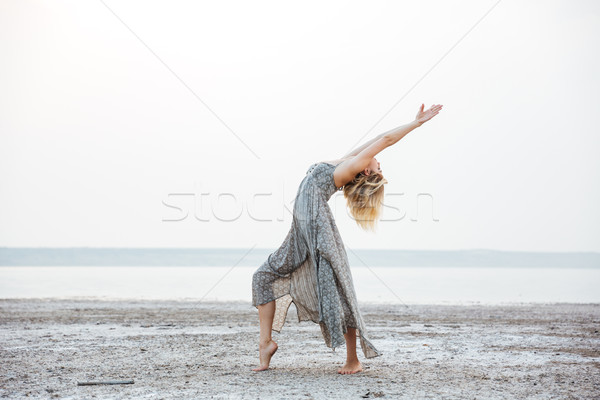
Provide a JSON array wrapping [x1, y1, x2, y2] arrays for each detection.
[[1, 299, 599, 399]]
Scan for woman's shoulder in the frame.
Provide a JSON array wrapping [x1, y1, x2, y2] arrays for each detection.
[[313, 158, 352, 192]]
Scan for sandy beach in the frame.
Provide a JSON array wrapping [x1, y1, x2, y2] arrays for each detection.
[[1, 299, 599, 399]]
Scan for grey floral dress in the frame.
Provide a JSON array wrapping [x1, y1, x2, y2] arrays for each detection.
[[252, 162, 382, 359]]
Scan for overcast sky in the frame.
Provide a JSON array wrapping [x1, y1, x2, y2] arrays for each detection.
[[1, 0, 598, 251]]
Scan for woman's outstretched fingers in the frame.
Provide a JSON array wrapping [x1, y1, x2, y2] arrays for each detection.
[[416, 103, 443, 124]]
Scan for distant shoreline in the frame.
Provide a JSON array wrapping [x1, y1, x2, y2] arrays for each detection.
[[1, 247, 599, 268]]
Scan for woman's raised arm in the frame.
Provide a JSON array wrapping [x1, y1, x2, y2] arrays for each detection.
[[340, 133, 387, 159], [384, 103, 443, 145], [341, 104, 443, 157], [333, 103, 443, 188]]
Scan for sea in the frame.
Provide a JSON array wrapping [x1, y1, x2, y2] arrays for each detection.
[[1, 248, 599, 305]]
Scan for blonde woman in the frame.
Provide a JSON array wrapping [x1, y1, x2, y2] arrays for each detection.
[[251, 103, 443, 373]]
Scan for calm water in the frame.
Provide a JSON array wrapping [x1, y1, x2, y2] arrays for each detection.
[[1, 266, 598, 305]]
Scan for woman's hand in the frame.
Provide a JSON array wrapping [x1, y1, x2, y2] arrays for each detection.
[[415, 103, 443, 126]]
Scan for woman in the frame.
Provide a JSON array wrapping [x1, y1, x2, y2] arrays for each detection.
[[251, 103, 443, 374]]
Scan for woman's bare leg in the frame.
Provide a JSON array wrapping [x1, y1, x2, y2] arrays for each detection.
[[337, 327, 363, 374], [252, 300, 278, 371]]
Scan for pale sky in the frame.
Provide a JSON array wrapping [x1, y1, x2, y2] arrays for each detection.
[[1, 0, 599, 251]]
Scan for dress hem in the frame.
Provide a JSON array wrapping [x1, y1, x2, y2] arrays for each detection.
[[251, 296, 383, 359]]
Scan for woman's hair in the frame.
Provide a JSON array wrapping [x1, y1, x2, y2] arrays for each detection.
[[342, 171, 388, 232]]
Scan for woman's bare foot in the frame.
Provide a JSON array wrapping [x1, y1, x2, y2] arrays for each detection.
[[337, 360, 363, 374], [252, 339, 278, 371]]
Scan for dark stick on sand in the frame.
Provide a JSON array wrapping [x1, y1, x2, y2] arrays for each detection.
[[77, 380, 134, 386]]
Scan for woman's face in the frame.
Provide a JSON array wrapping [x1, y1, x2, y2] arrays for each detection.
[[365, 158, 382, 176]]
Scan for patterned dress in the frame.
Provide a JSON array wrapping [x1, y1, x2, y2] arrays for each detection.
[[251, 161, 382, 359]]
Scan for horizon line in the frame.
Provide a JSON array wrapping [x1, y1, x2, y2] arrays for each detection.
[[0, 247, 599, 255]]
